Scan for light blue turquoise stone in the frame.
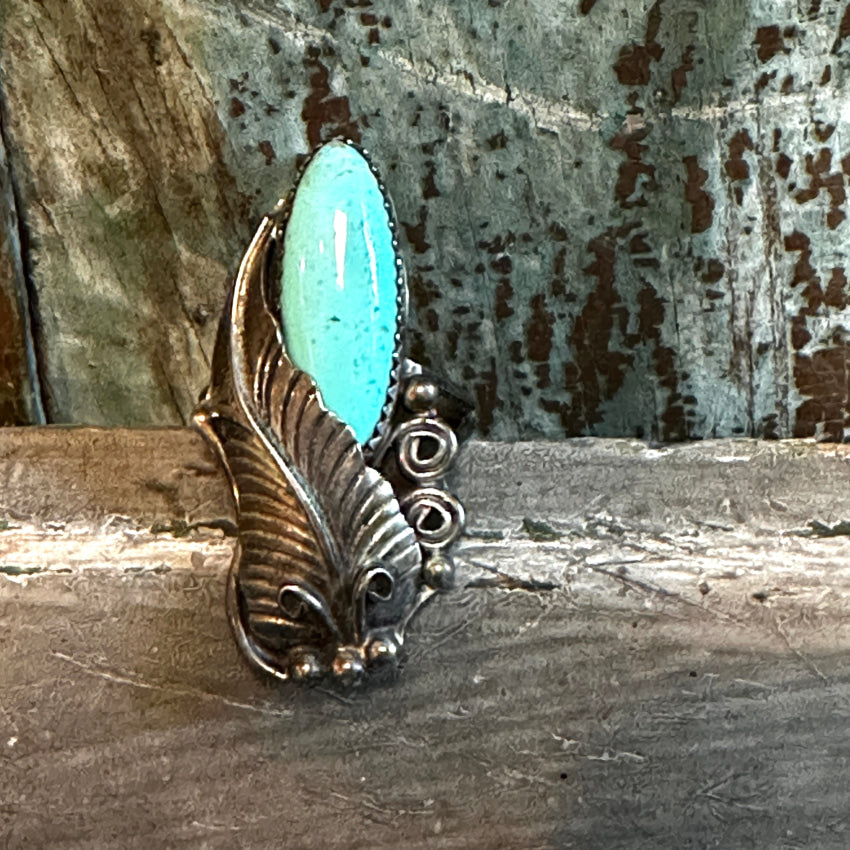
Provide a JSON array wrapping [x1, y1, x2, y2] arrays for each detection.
[[281, 141, 399, 444]]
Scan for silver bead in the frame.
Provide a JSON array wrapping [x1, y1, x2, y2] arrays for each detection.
[[366, 635, 400, 666], [422, 553, 456, 590], [403, 378, 439, 412], [290, 652, 323, 682], [331, 647, 366, 683]]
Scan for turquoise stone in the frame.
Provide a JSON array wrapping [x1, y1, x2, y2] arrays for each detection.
[[281, 141, 399, 444]]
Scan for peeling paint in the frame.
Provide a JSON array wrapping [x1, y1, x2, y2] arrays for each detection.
[[754, 25, 791, 64], [683, 156, 714, 234], [614, 1, 664, 87], [302, 51, 361, 148], [794, 149, 846, 230]]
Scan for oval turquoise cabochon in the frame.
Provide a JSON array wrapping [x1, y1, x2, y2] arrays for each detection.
[[281, 141, 400, 445]]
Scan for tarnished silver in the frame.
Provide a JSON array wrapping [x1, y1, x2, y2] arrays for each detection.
[[194, 141, 469, 685], [394, 417, 458, 481]]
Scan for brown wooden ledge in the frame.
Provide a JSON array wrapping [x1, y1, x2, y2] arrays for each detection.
[[2, 429, 849, 848]]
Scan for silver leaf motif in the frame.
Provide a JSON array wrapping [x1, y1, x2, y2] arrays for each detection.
[[195, 214, 429, 684]]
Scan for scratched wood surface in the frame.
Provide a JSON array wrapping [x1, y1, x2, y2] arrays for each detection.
[[1, 430, 850, 848], [3, 1, 850, 440]]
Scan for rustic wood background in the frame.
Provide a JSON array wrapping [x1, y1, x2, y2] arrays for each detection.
[[3, 0, 850, 440], [2, 431, 850, 847]]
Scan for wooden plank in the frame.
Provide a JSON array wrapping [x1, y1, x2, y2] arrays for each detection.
[[0, 426, 231, 528], [1, 431, 850, 847], [3, 1, 850, 439], [0, 0, 252, 425]]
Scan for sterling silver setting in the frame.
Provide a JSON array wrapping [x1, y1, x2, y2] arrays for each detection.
[[194, 141, 469, 685]]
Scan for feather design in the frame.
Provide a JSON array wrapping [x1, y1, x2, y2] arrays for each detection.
[[195, 215, 423, 681]]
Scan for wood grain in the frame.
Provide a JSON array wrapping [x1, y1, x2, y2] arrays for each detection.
[[1, 431, 849, 847]]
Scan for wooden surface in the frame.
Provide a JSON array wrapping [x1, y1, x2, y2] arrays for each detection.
[[4, 2, 850, 439], [2, 430, 850, 847]]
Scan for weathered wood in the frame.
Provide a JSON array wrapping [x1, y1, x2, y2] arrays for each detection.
[[3, 2, 850, 440], [2, 432, 850, 847], [0, 0, 252, 425], [0, 426, 231, 527]]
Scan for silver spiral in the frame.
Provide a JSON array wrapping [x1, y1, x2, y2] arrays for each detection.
[[400, 487, 465, 550], [395, 416, 458, 482]]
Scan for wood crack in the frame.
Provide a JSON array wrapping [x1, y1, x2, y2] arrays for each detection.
[[52, 650, 295, 717], [0, 79, 46, 424]]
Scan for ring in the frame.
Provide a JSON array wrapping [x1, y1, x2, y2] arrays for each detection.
[[194, 139, 470, 685]]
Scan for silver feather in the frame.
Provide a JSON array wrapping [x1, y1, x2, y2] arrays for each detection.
[[195, 214, 425, 682]]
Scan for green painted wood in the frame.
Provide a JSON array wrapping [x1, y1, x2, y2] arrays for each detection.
[[2, 1, 850, 440]]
